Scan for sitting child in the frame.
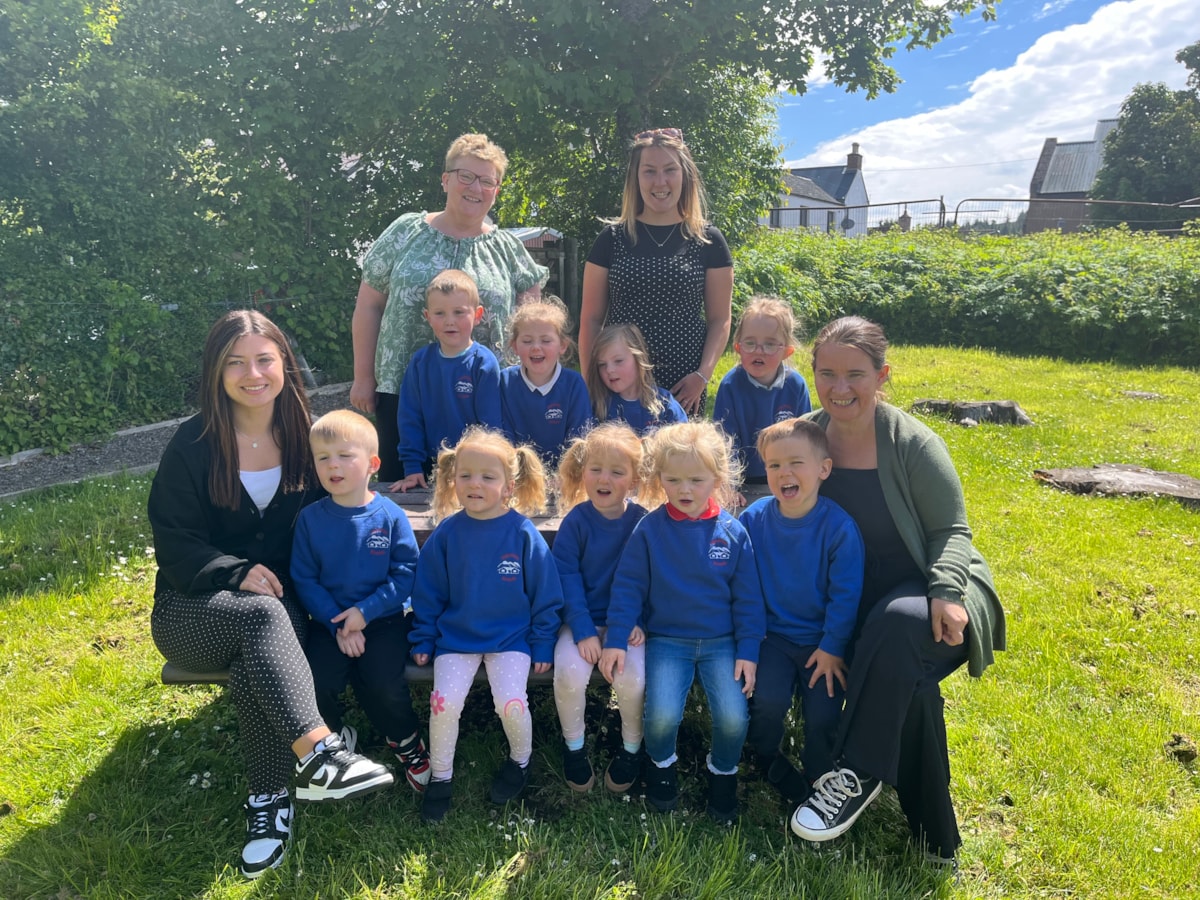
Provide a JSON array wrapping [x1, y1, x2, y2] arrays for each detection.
[[500, 297, 592, 467], [291, 409, 431, 793], [396, 269, 502, 490], [585, 323, 686, 436], [713, 295, 812, 487], [738, 418, 864, 806]]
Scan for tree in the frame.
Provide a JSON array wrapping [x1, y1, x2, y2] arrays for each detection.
[[1091, 41, 1200, 231]]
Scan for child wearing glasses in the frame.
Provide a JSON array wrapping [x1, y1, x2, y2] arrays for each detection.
[[712, 296, 811, 487]]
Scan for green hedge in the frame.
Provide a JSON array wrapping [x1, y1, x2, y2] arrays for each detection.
[[734, 226, 1200, 364]]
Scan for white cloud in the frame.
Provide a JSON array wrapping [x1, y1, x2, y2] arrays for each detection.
[[786, 0, 1194, 208]]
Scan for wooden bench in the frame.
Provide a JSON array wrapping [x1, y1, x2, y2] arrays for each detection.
[[160, 660, 564, 687]]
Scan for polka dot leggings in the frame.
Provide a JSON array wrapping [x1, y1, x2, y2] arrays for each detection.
[[428, 651, 531, 781], [151, 588, 325, 794]]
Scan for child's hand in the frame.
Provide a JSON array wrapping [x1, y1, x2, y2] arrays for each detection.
[[395, 472, 427, 492], [336, 629, 366, 657], [733, 490, 748, 509], [533, 661, 552, 675], [332, 606, 367, 634], [734, 659, 757, 697], [628, 626, 646, 647], [412, 652, 431, 666], [576, 636, 602, 665], [805, 649, 848, 698], [598, 648, 626, 684]]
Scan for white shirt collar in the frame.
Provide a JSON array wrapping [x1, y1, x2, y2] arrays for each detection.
[[747, 365, 788, 391], [521, 362, 562, 396]]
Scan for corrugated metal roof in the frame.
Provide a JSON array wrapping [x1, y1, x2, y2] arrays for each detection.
[[1041, 140, 1107, 194], [782, 173, 840, 204]]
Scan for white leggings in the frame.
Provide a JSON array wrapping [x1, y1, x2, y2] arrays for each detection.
[[428, 651, 531, 781], [553, 625, 645, 747]]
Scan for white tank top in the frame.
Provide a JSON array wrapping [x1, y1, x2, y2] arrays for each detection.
[[239, 466, 282, 514]]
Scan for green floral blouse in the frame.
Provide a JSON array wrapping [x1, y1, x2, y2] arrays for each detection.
[[361, 211, 549, 395]]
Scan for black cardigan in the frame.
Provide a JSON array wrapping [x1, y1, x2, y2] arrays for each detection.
[[147, 415, 322, 597]]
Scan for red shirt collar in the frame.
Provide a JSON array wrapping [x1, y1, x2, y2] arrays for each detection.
[[665, 497, 721, 521]]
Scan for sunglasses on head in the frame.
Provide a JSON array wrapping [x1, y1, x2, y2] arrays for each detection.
[[635, 127, 684, 142]]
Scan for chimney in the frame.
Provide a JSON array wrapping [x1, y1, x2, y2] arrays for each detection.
[[846, 142, 863, 172]]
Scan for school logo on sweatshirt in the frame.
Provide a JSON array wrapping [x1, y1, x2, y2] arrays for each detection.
[[708, 538, 731, 565], [774, 405, 796, 423], [365, 529, 390, 555], [454, 375, 475, 398], [544, 403, 564, 422], [497, 553, 522, 582]]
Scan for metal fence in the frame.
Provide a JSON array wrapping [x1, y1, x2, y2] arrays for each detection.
[[765, 199, 946, 236]]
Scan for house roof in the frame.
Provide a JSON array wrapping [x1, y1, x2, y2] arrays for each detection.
[[788, 165, 857, 204], [782, 173, 840, 205], [1039, 119, 1119, 195]]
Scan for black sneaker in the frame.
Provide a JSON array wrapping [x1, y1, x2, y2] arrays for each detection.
[[294, 732, 394, 802], [604, 748, 641, 794], [766, 754, 813, 805], [644, 762, 678, 812], [240, 791, 292, 879], [562, 744, 595, 793], [489, 758, 531, 805], [421, 779, 453, 823], [707, 772, 738, 824], [789, 766, 881, 841], [388, 733, 431, 794]]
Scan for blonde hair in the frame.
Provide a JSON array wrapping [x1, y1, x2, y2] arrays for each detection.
[[734, 295, 798, 347], [585, 323, 662, 421], [611, 130, 710, 245], [430, 427, 548, 522], [310, 409, 379, 457], [426, 268, 480, 308], [639, 421, 741, 510], [506, 296, 575, 364], [755, 418, 829, 462], [444, 133, 509, 181], [556, 422, 644, 514]]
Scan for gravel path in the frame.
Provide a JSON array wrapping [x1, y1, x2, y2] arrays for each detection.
[[0, 384, 353, 500]]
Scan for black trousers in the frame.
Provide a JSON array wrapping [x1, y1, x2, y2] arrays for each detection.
[[836, 583, 969, 858], [305, 613, 420, 743], [374, 391, 403, 483]]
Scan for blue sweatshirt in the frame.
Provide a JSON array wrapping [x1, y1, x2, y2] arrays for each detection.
[[606, 506, 766, 662], [398, 342, 502, 472], [604, 387, 687, 436], [500, 364, 593, 465], [409, 509, 563, 664], [551, 500, 647, 641], [291, 493, 419, 634], [738, 495, 864, 657], [712, 365, 812, 480]]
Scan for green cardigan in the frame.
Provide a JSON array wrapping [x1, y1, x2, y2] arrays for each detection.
[[807, 403, 1006, 677]]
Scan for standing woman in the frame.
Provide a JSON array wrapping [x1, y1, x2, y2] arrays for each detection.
[[789, 316, 1006, 866], [351, 133, 549, 482], [149, 310, 394, 880], [578, 128, 734, 416]]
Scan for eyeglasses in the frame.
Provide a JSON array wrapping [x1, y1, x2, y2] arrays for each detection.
[[635, 127, 684, 142], [738, 339, 785, 354], [447, 168, 500, 190]]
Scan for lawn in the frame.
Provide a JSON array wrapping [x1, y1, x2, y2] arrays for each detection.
[[1, 345, 1198, 898]]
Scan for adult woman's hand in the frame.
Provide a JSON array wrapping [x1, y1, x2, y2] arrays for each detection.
[[931, 597, 969, 646], [671, 264, 733, 415], [240, 565, 283, 598], [670, 371, 709, 415]]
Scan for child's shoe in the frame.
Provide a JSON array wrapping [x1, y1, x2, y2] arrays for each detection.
[[240, 791, 292, 879], [389, 733, 431, 793], [421, 779, 453, 823], [644, 762, 678, 812], [489, 758, 531, 804], [766, 753, 812, 805], [706, 772, 738, 824], [294, 732, 394, 802], [562, 743, 595, 792], [604, 747, 641, 794]]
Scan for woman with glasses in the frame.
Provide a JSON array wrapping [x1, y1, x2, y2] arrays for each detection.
[[578, 128, 734, 417], [351, 133, 548, 482]]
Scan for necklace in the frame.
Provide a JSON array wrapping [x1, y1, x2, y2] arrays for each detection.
[[640, 221, 680, 249], [235, 429, 268, 449]]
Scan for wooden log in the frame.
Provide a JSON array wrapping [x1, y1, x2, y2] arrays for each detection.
[[911, 399, 1033, 426], [1032, 463, 1200, 509]]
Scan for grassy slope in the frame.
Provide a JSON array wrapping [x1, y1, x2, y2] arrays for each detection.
[[1, 346, 1198, 898]]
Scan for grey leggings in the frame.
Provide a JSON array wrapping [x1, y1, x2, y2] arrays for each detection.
[[151, 587, 325, 793]]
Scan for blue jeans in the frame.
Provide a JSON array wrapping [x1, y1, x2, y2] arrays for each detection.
[[643, 636, 750, 774]]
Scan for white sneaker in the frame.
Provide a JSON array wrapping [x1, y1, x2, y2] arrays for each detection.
[[789, 766, 881, 841], [240, 791, 292, 879], [340, 724, 358, 754], [294, 732, 393, 802]]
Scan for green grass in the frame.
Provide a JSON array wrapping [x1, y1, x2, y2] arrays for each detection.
[[2, 346, 1200, 898]]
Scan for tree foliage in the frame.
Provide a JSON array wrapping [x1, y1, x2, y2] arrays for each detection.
[[1092, 41, 1200, 231]]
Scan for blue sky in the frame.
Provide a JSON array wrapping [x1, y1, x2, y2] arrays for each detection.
[[779, 0, 1195, 205]]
